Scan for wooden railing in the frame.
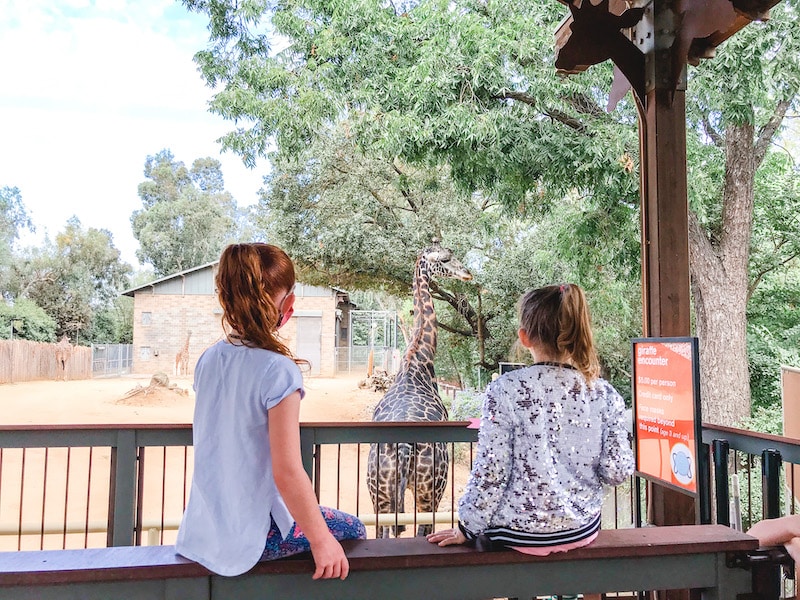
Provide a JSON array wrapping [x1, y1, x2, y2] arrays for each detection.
[[2, 421, 799, 552], [3, 421, 800, 599], [0, 421, 639, 551]]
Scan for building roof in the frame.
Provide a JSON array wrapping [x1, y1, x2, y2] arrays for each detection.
[[122, 261, 351, 299], [121, 261, 218, 297]]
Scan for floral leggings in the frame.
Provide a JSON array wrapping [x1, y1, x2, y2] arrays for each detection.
[[262, 506, 366, 560]]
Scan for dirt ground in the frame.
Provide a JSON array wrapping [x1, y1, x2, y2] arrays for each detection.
[[0, 372, 383, 425]]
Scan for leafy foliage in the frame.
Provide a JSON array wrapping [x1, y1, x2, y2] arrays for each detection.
[[0, 186, 33, 295], [184, 0, 800, 420], [9, 218, 132, 342], [88, 296, 134, 344], [131, 150, 242, 276], [0, 297, 56, 342]]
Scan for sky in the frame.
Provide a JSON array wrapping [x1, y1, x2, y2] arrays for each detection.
[[1, 0, 268, 269]]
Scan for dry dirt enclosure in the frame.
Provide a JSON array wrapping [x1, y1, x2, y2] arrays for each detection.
[[0, 374, 472, 549], [0, 373, 382, 426]]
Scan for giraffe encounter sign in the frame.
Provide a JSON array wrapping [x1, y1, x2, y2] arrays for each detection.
[[632, 337, 701, 495]]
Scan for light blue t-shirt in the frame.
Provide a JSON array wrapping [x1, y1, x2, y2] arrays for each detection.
[[176, 340, 305, 576]]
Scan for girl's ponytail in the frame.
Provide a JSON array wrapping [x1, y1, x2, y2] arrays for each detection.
[[556, 284, 600, 382], [518, 283, 600, 382]]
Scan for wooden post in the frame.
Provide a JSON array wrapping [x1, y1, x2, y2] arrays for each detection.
[[639, 5, 696, 599]]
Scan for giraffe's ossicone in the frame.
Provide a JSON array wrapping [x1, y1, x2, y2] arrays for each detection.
[[367, 240, 472, 537]]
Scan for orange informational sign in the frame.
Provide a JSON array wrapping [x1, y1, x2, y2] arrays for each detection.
[[632, 337, 701, 495]]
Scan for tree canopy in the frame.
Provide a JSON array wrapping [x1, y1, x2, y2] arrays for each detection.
[[0, 186, 33, 294], [186, 0, 800, 423], [131, 150, 243, 277], [8, 217, 132, 342]]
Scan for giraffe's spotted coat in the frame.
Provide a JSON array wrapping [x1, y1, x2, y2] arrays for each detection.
[[367, 241, 472, 537]]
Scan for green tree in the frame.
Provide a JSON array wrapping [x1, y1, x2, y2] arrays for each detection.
[[0, 297, 56, 342], [259, 128, 641, 389], [685, 10, 800, 423], [185, 0, 800, 423], [258, 129, 493, 370], [0, 186, 33, 294], [188, 0, 647, 389], [88, 296, 134, 344], [131, 150, 241, 276], [10, 218, 132, 342]]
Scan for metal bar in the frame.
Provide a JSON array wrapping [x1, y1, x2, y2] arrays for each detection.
[[313, 444, 322, 501], [355, 442, 361, 518], [413, 442, 418, 536], [748, 453, 754, 527], [135, 447, 145, 547], [762, 449, 782, 519], [449, 441, 456, 530], [85, 448, 93, 548], [394, 442, 399, 536], [336, 444, 342, 510], [160, 447, 167, 545], [712, 439, 730, 527], [698, 443, 712, 524], [17, 449, 25, 550], [40, 448, 49, 549], [62, 448, 70, 549], [374, 444, 380, 538]]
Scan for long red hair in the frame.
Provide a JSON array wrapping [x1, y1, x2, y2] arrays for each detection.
[[215, 243, 295, 357]]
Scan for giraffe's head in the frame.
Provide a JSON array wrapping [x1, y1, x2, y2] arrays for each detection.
[[419, 239, 473, 282]]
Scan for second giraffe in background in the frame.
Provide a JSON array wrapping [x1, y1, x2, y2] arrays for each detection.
[[367, 240, 472, 538]]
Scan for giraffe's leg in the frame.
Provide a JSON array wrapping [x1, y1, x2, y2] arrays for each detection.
[[414, 442, 449, 537], [389, 443, 411, 538], [368, 443, 406, 539]]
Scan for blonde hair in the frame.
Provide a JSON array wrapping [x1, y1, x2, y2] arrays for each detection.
[[215, 243, 295, 358], [517, 283, 600, 382]]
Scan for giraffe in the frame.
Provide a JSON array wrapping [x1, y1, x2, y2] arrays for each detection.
[[367, 240, 472, 537], [54, 335, 72, 381], [175, 330, 192, 377]]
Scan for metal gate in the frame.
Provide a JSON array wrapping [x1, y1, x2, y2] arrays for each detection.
[[337, 310, 398, 374]]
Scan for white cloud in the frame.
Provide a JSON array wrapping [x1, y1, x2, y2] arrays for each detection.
[[1, 0, 267, 268]]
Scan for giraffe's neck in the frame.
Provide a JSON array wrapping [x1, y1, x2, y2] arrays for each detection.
[[403, 258, 437, 372]]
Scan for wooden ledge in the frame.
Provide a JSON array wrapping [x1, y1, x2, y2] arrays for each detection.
[[0, 524, 758, 588]]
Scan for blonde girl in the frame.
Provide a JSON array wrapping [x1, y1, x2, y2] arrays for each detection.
[[428, 283, 633, 554]]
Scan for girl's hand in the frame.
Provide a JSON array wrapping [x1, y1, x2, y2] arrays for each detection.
[[426, 527, 467, 547], [310, 534, 350, 580]]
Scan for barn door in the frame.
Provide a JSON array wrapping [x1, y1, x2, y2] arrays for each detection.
[[296, 316, 322, 375]]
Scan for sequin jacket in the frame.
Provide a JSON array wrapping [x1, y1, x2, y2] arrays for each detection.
[[458, 363, 634, 538]]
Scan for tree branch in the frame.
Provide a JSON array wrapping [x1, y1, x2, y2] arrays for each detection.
[[754, 99, 791, 168], [494, 90, 590, 135], [566, 92, 606, 119], [391, 160, 418, 212], [437, 321, 473, 337], [702, 115, 723, 148], [748, 248, 800, 300]]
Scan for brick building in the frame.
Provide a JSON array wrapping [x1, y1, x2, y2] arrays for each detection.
[[122, 262, 352, 377]]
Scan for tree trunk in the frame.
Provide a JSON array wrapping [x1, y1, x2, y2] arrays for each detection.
[[688, 122, 754, 426]]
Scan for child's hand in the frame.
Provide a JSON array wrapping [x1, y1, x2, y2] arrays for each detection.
[[310, 535, 350, 580], [426, 528, 467, 547]]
